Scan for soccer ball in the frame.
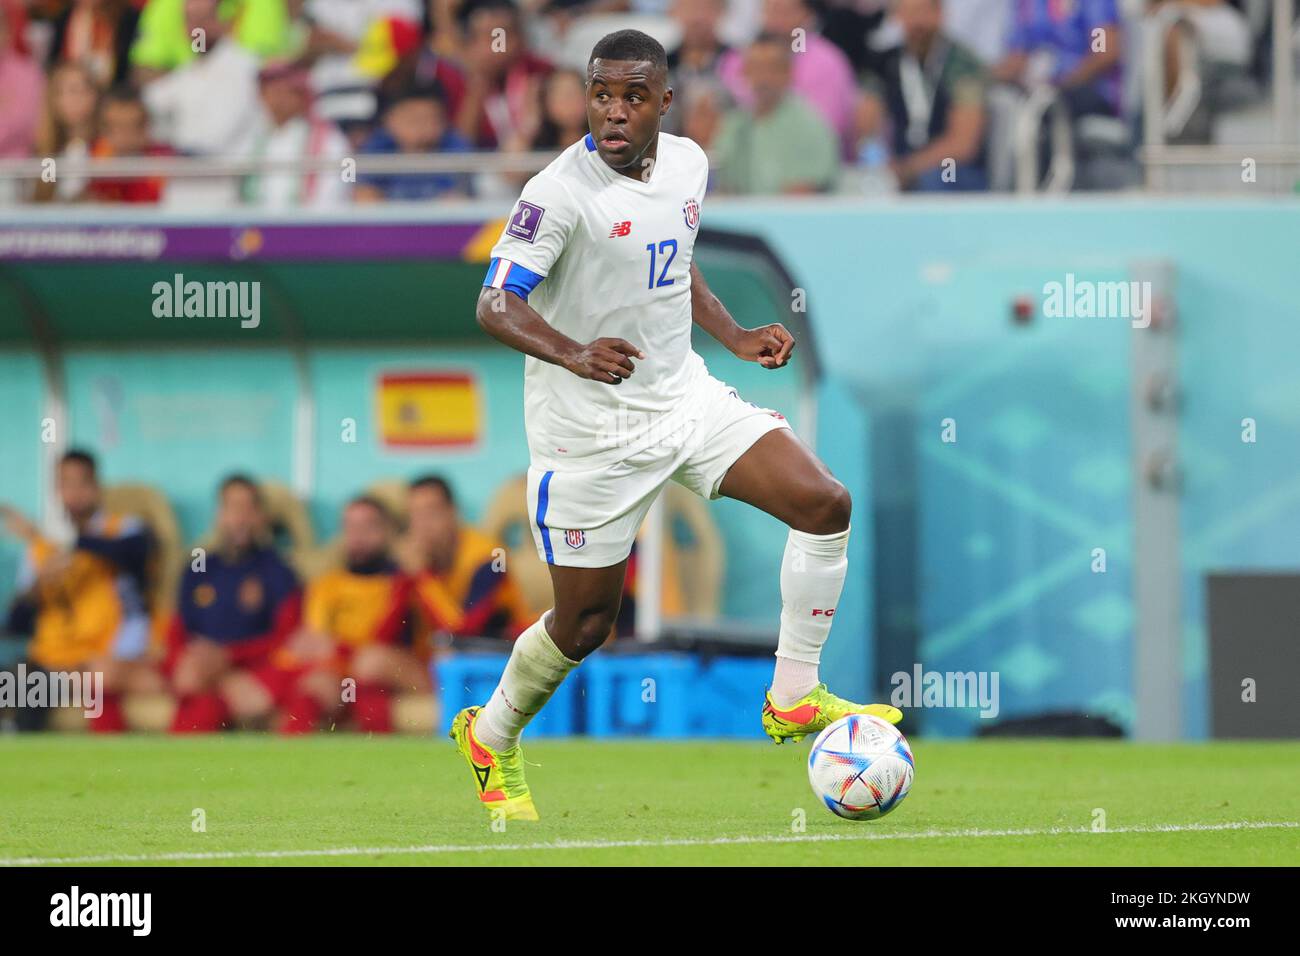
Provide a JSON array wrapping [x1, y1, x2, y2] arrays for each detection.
[[807, 714, 914, 820]]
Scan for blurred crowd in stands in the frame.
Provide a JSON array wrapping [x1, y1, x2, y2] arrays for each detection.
[[0, 449, 545, 733], [0, 0, 1277, 204]]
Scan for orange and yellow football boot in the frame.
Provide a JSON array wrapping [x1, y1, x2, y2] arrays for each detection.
[[762, 684, 903, 744], [448, 706, 539, 821]]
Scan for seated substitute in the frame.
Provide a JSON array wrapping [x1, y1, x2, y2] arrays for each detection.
[[1, 449, 156, 732], [273, 496, 420, 734], [405, 475, 528, 644], [165, 475, 301, 732]]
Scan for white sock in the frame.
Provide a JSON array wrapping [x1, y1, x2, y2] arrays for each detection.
[[475, 614, 577, 751], [771, 526, 850, 707]]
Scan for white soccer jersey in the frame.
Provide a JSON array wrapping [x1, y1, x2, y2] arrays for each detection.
[[485, 132, 711, 471]]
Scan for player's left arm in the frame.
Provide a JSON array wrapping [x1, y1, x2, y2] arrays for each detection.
[[689, 262, 794, 369]]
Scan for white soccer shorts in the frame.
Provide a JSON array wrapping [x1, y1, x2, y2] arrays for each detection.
[[525, 373, 791, 569]]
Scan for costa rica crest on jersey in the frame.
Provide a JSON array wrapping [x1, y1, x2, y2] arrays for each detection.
[[683, 197, 700, 230], [565, 529, 586, 550]]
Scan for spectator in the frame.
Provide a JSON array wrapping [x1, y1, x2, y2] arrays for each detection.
[[867, 0, 988, 192], [354, 85, 473, 201], [46, 0, 142, 88], [131, 0, 292, 79], [272, 496, 419, 734], [140, 0, 262, 150], [87, 84, 174, 203], [165, 475, 301, 732], [33, 60, 100, 202], [477, 66, 586, 196], [301, 0, 423, 129], [528, 67, 588, 150], [0, 0, 43, 183], [816, 0, 890, 75], [681, 76, 727, 153], [1, 450, 156, 732], [710, 33, 840, 194], [236, 60, 352, 209], [716, 0, 858, 156], [405, 475, 527, 642], [663, 0, 731, 136], [450, 0, 552, 149], [375, 10, 468, 143], [140, 0, 263, 206], [992, 0, 1124, 120]]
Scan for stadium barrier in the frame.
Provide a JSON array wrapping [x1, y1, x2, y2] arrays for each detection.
[[435, 653, 773, 739]]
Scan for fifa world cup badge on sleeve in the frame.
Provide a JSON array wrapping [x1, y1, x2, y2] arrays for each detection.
[[509, 201, 546, 243]]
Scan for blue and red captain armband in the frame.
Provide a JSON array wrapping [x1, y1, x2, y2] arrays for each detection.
[[484, 258, 545, 302]]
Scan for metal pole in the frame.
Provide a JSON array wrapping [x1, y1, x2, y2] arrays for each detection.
[[1131, 259, 1182, 741], [1142, 6, 1178, 191], [1274, 0, 1296, 145]]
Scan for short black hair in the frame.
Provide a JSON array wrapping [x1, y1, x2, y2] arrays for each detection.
[[409, 474, 454, 506], [385, 82, 446, 114], [219, 473, 263, 506], [101, 84, 145, 111], [589, 29, 667, 72], [60, 448, 97, 479], [462, 0, 519, 26]]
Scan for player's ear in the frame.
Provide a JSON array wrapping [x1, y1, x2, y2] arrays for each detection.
[[661, 86, 673, 116]]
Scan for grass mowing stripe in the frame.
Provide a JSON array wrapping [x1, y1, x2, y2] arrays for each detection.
[[3, 820, 1295, 867]]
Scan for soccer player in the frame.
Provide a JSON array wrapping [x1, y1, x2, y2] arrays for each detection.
[[451, 29, 902, 821]]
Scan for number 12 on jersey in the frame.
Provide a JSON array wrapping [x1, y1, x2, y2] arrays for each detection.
[[646, 239, 677, 289]]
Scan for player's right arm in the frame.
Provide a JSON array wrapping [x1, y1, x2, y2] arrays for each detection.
[[477, 173, 644, 384], [475, 288, 644, 384]]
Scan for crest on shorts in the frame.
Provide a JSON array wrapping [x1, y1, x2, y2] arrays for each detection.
[[565, 529, 586, 550], [683, 197, 700, 230]]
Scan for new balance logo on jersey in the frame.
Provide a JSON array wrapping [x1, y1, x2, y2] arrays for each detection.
[[811, 608, 835, 617], [608, 220, 632, 238]]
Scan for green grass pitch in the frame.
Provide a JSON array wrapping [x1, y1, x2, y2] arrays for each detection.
[[0, 736, 1296, 866]]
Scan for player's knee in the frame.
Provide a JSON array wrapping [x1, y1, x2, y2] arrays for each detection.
[[553, 604, 619, 659], [351, 645, 390, 684], [173, 651, 217, 696], [801, 479, 851, 535], [221, 673, 272, 721]]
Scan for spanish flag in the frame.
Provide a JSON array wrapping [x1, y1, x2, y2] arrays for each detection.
[[377, 372, 481, 448]]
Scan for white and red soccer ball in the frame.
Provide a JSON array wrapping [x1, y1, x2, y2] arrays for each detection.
[[807, 714, 914, 820]]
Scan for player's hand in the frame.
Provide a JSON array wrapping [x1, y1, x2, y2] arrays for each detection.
[[35, 552, 72, 588], [732, 324, 795, 369], [564, 338, 645, 384]]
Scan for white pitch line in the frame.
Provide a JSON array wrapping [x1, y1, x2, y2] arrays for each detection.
[[1, 820, 1295, 867]]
